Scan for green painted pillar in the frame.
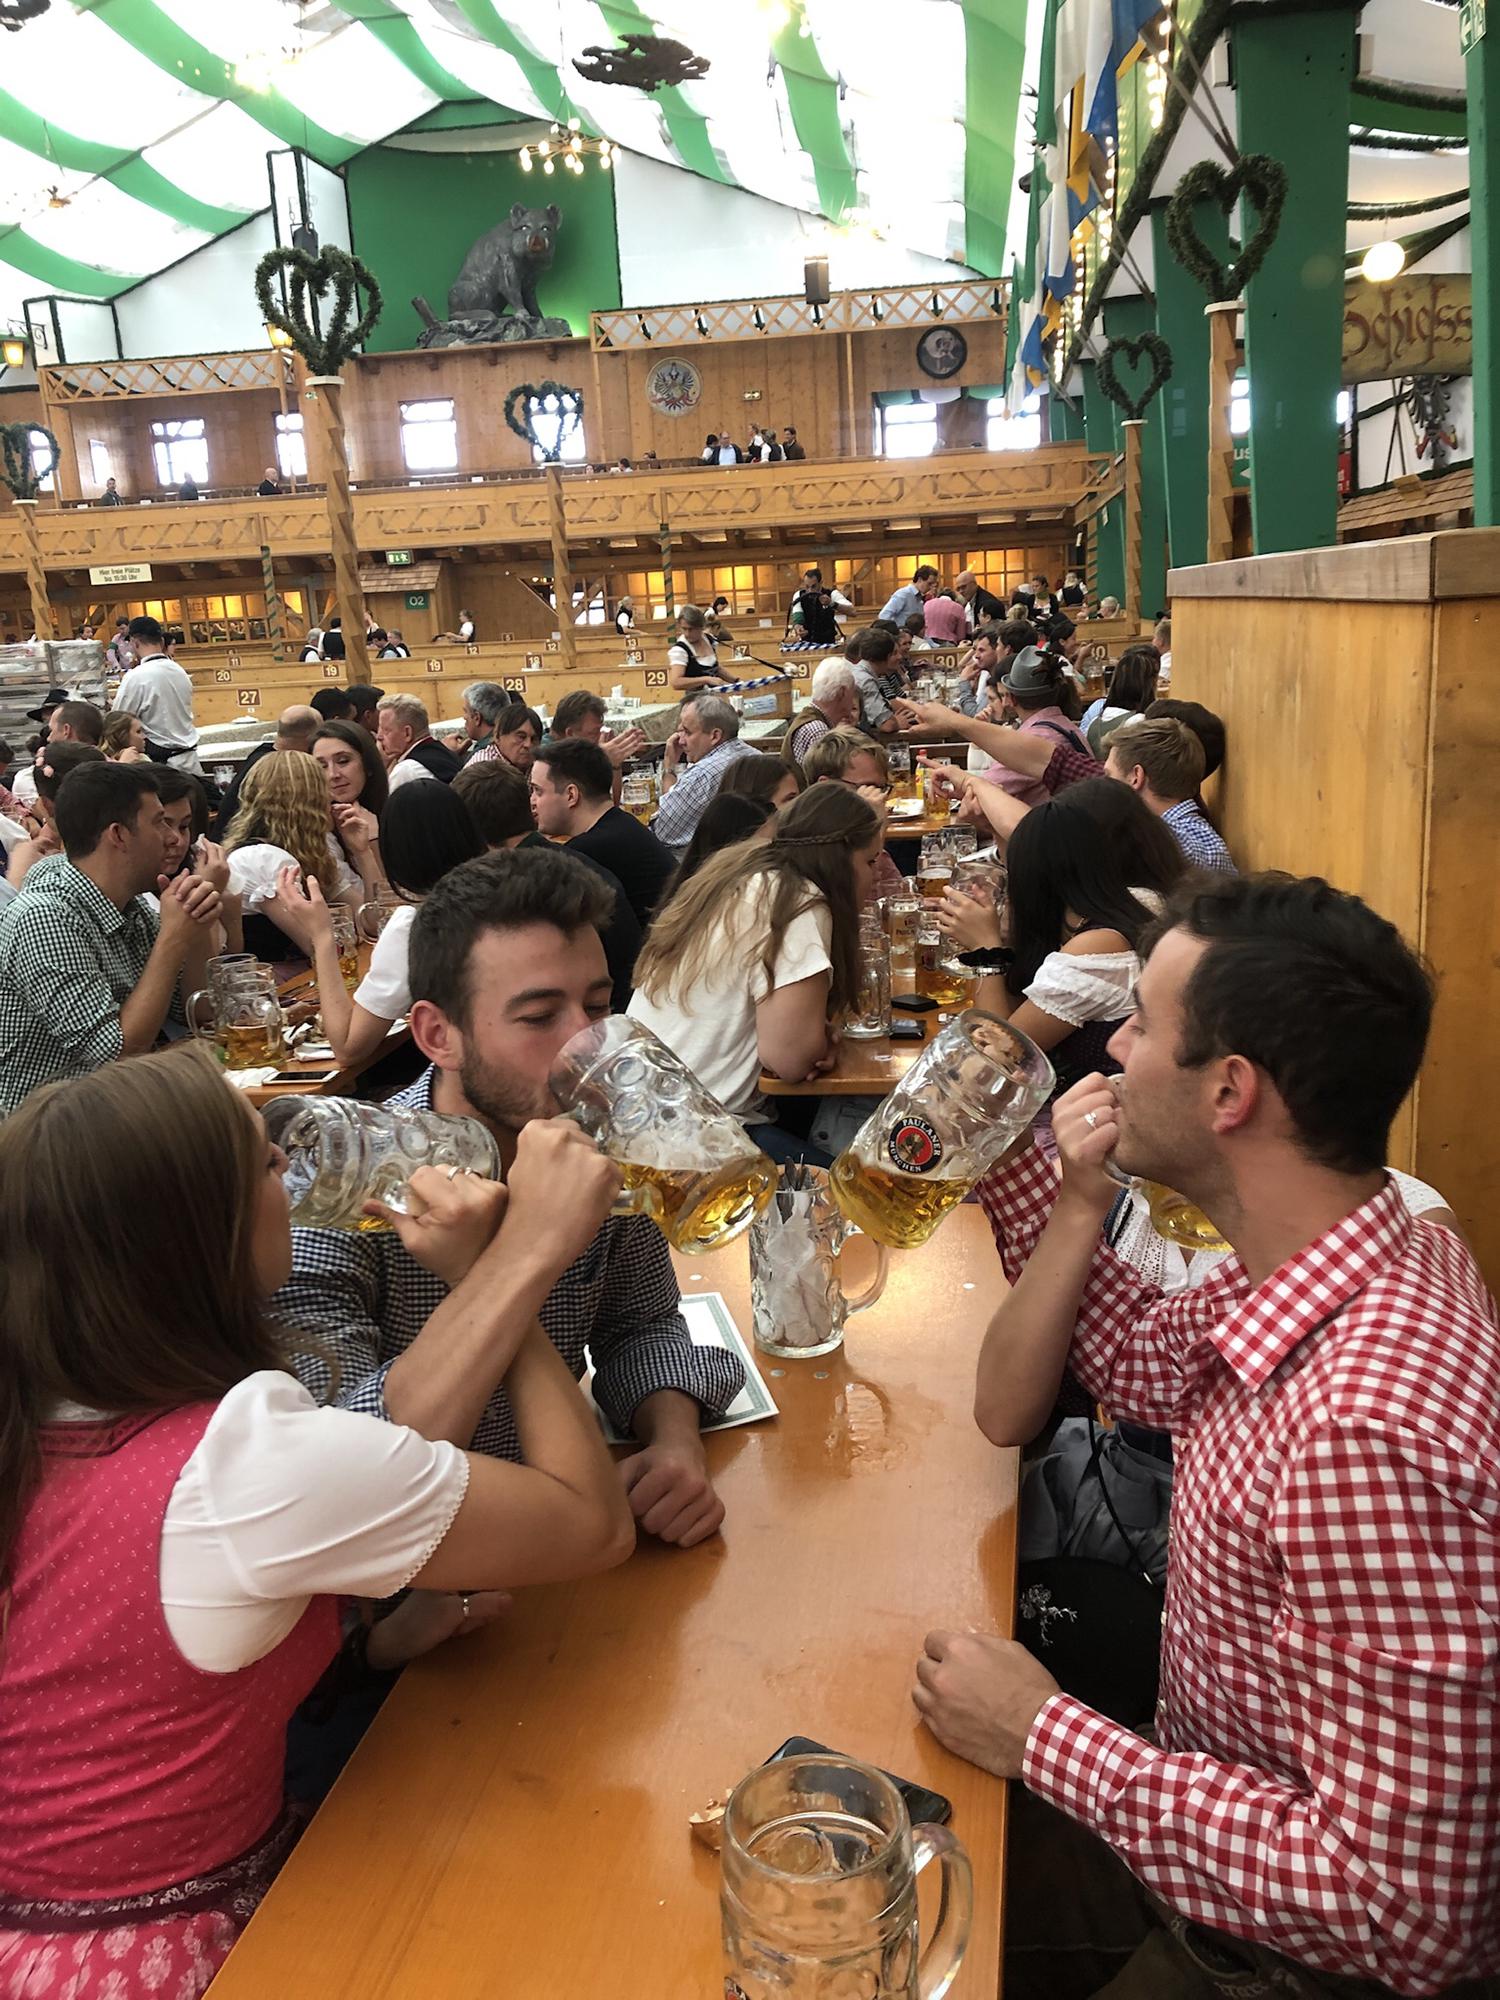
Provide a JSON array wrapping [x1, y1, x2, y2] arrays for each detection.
[[1151, 199, 1231, 570], [1081, 361, 1125, 606], [1234, 3, 1359, 553], [1103, 296, 1170, 618], [1048, 388, 1086, 444], [1468, 12, 1500, 525]]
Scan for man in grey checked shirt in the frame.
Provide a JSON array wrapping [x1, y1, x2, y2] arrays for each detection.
[[650, 694, 761, 855], [275, 845, 744, 1550]]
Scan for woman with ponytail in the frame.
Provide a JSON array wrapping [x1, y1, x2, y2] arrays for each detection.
[[630, 784, 881, 1161]]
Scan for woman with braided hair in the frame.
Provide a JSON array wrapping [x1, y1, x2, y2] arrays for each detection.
[[630, 784, 881, 1162]]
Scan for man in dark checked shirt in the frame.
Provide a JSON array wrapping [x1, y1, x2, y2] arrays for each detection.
[[274, 846, 744, 1551], [919, 874, 1500, 2000]]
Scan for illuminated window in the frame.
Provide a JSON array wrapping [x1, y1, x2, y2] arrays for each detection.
[[986, 397, 1041, 451], [150, 417, 208, 487], [27, 429, 55, 493], [877, 403, 937, 460], [1229, 378, 1250, 437], [530, 408, 585, 465], [89, 439, 113, 487], [400, 399, 458, 474], [276, 411, 306, 477]]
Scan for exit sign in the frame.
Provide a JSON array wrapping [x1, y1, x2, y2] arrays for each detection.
[[385, 549, 415, 566], [1461, 0, 1485, 50]]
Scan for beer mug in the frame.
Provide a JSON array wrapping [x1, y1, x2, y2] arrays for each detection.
[[750, 1166, 888, 1358], [846, 936, 892, 1040], [263, 1096, 500, 1231], [188, 956, 287, 1070], [1098, 1079, 1233, 1252], [939, 848, 1005, 976], [620, 770, 654, 823], [722, 1753, 971, 2000], [886, 742, 914, 801], [329, 906, 360, 992], [357, 891, 403, 942], [548, 1017, 776, 1254], [830, 1013, 1055, 1249], [915, 915, 975, 1009], [916, 837, 952, 902]]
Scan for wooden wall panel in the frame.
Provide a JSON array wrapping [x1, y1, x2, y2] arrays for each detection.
[[1413, 599, 1500, 1259]]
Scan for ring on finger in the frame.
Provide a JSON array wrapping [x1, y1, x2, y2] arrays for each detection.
[[460, 1594, 471, 1619], [446, 1165, 463, 1181], [1083, 1110, 1099, 1130]]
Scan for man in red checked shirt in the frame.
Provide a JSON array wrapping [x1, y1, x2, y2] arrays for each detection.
[[916, 872, 1500, 2000]]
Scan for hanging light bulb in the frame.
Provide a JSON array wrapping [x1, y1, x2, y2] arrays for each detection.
[[542, 157, 555, 175], [539, 139, 551, 156], [1361, 237, 1406, 284], [519, 145, 533, 172]]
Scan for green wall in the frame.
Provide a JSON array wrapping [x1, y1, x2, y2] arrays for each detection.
[[345, 144, 621, 353]]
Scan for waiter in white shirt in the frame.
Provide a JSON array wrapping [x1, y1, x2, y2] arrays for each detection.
[[111, 615, 203, 773]]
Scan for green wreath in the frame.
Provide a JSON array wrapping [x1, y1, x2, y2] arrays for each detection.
[[1165, 154, 1289, 303], [504, 381, 585, 462], [253, 245, 383, 375], [1096, 334, 1173, 422], [0, 421, 59, 500]]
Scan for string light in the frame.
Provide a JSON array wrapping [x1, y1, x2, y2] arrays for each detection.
[[520, 124, 615, 175]]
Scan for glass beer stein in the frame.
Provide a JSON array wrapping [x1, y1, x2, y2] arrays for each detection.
[[885, 742, 915, 801], [915, 915, 974, 1009], [939, 848, 1006, 976], [750, 1166, 889, 1358], [262, 1096, 501, 1231], [620, 769, 654, 823], [329, 906, 360, 992], [722, 1753, 971, 2000], [357, 891, 403, 943], [188, 956, 287, 1070], [846, 936, 893, 1040], [830, 1013, 1055, 1250], [1098, 1078, 1234, 1252], [548, 1017, 776, 1254]]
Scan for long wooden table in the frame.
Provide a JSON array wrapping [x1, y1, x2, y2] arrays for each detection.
[[243, 944, 413, 1108], [762, 1007, 943, 1097], [211, 1210, 1015, 1999]]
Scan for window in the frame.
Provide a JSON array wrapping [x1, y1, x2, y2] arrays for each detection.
[[151, 417, 208, 488], [1229, 377, 1250, 437], [877, 402, 938, 460], [29, 429, 55, 493], [400, 398, 458, 474], [275, 411, 306, 478], [89, 439, 113, 487], [530, 409, 586, 465], [986, 397, 1041, 452], [1335, 390, 1352, 427]]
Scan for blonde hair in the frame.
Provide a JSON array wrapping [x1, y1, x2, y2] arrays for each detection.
[[802, 726, 889, 785], [1105, 717, 1204, 802], [224, 750, 336, 888], [378, 692, 430, 735]]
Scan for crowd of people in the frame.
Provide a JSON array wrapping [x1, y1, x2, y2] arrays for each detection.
[[0, 591, 1495, 2000]]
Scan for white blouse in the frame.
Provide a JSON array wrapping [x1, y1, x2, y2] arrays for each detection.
[[352, 902, 416, 1020], [1024, 948, 1139, 1028], [129, 1372, 469, 1673], [227, 835, 359, 914]]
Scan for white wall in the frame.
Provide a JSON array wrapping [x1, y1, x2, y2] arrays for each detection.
[[1353, 373, 1472, 491], [613, 151, 974, 306], [113, 213, 278, 359]]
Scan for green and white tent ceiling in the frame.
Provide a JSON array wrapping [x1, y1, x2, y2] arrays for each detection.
[[0, 0, 1032, 329]]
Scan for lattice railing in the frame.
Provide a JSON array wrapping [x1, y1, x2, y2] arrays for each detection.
[[42, 351, 286, 402], [591, 281, 1008, 351]]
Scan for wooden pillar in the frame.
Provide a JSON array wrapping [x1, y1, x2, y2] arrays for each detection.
[[588, 347, 605, 463], [843, 333, 857, 454], [1206, 303, 1240, 564], [1121, 420, 1144, 624], [657, 510, 676, 620], [304, 374, 369, 681], [259, 528, 287, 664], [545, 461, 577, 672], [1467, 6, 1499, 524], [12, 500, 54, 640]]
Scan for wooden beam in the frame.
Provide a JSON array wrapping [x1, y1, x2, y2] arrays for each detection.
[[305, 374, 370, 680], [544, 462, 577, 672], [12, 502, 54, 639]]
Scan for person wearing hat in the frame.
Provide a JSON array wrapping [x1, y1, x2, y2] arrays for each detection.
[[25, 688, 71, 733], [895, 644, 1093, 810]]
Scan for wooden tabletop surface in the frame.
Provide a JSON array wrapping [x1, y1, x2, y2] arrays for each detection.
[[761, 1007, 947, 1097], [211, 1210, 1015, 2000]]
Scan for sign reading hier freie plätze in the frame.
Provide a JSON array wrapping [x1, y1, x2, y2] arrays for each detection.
[[1343, 273, 1471, 385]]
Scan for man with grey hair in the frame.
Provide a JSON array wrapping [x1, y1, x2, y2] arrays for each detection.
[[786, 660, 859, 766], [459, 681, 508, 765], [375, 692, 461, 790], [651, 694, 760, 854]]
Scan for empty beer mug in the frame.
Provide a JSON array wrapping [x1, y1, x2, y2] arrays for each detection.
[[722, 1753, 971, 2000], [846, 936, 893, 1041], [548, 1017, 776, 1254], [188, 956, 286, 1070], [357, 891, 403, 942], [750, 1166, 888, 1358], [830, 1013, 1055, 1250], [262, 1095, 501, 1231]]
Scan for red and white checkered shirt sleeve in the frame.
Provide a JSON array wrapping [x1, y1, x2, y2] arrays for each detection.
[[1025, 1418, 1500, 1992], [976, 1144, 1207, 1429], [1041, 742, 1104, 794]]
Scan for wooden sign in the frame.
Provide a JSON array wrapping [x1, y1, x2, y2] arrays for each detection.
[[787, 661, 810, 680], [644, 669, 668, 688], [499, 631, 515, 643], [465, 643, 480, 656], [625, 641, 643, 660], [1343, 273, 1471, 384], [226, 652, 241, 669], [732, 644, 750, 659], [502, 675, 527, 693], [525, 652, 543, 669], [426, 657, 444, 674], [213, 668, 232, 684], [236, 688, 261, 708], [545, 640, 560, 653], [322, 663, 341, 680]]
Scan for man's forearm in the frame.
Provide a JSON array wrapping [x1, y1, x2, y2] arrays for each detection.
[[120, 932, 189, 1055], [974, 1192, 1108, 1444], [381, 1239, 569, 1446], [630, 1387, 704, 1450]]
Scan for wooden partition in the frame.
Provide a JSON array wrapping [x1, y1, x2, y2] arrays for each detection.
[[1170, 531, 1500, 1281]]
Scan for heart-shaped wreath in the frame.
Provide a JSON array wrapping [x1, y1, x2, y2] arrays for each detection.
[[1096, 334, 1173, 422], [1, 421, 58, 500], [1165, 154, 1290, 304], [504, 381, 585, 463], [253, 245, 383, 375]]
